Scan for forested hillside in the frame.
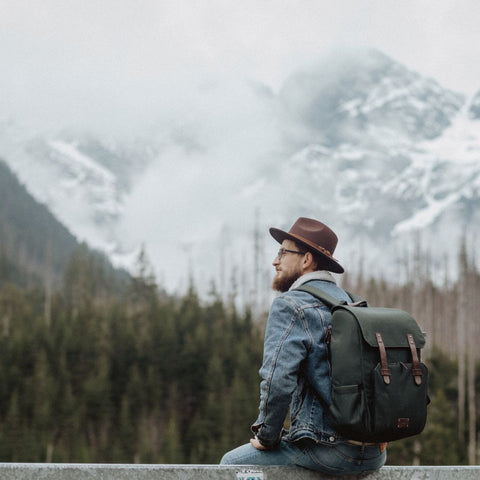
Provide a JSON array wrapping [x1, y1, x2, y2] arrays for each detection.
[[0, 247, 264, 463], [0, 159, 78, 287], [0, 159, 128, 291]]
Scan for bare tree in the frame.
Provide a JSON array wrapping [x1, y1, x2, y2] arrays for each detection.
[[466, 241, 477, 464], [457, 241, 468, 446]]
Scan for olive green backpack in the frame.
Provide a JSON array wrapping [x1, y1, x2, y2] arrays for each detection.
[[296, 284, 429, 443]]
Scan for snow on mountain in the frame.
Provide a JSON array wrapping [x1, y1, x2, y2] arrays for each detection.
[[0, 122, 150, 260], [48, 139, 120, 221], [389, 104, 480, 236]]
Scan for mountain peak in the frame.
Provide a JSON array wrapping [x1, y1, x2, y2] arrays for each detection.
[[279, 49, 465, 147]]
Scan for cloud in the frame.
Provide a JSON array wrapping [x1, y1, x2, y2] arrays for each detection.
[[2, 0, 480, 136], [115, 76, 282, 290]]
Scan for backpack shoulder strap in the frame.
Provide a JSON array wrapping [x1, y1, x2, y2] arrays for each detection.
[[294, 284, 366, 309], [346, 291, 366, 304], [294, 284, 346, 309]]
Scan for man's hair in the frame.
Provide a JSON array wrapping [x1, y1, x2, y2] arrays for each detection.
[[292, 241, 327, 271], [310, 251, 328, 271]]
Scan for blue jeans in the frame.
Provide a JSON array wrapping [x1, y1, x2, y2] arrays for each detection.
[[220, 438, 386, 476]]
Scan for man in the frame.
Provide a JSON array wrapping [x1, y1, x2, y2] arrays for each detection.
[[220, 217, 386, 474]]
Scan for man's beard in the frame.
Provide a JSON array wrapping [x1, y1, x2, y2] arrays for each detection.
[[272, 267, 303, 293]]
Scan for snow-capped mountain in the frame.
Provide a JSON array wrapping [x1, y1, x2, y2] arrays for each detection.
[[0, 122, 154, 262], [278, 49, 465, 147], [1, 48, 479, 297], [270, 50, 480, 279]]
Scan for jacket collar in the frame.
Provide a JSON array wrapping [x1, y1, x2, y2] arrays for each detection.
[[289, 270, 336, 291]]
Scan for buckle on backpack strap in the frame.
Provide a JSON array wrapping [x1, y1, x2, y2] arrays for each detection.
[[348, 300, 368, 308]]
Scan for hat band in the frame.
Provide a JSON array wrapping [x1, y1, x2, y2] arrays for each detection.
[[293, 233, 334, 259], [317, 245, 333, 258]]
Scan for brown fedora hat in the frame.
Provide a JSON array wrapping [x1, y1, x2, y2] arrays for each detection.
[[270, 217, 344, 273]]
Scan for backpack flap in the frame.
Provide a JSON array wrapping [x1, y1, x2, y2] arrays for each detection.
[[337, 305, 426, 349]]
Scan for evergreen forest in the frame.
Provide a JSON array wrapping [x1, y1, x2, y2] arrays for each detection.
[[0, 240, 479, 465]]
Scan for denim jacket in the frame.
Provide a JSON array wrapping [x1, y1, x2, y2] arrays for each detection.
[[251, 272, 351, 448]]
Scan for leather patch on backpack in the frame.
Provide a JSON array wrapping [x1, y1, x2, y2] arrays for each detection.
[[397, 418, 410, 429]]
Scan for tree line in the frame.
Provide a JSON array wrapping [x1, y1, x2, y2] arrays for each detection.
[[341, 239, 480, 465], [0, 241, 479, 465]]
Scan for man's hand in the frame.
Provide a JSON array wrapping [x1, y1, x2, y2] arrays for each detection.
[[250, 436, 268, 450]]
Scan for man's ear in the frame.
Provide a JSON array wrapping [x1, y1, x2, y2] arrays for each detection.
[[302, 251, 315, 271]]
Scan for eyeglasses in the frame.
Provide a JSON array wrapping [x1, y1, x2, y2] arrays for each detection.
[[276, 248, 307, 260]]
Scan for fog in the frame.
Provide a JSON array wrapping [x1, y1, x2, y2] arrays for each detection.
[[115, 77, 284, 292], [2, 0, 480, 293]]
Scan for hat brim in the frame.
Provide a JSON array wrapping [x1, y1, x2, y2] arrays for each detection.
[[270, 227, 344, 274]]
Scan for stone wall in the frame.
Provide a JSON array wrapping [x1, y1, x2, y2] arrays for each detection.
[[1, 464, 479, 480]]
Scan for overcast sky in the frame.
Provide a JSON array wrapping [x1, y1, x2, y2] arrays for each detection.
[[2, 0, 480, 135]]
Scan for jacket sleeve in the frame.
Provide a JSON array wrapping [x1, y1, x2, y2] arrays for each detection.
[[251, 295, 311, 448]]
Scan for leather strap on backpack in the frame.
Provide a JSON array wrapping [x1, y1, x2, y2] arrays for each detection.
[[294, 284, 345, 309], [375, 332, 391, 384], [407, 333, 423, 385]]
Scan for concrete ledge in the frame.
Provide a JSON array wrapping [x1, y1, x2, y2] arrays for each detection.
[[0, 464, 479, 480]]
